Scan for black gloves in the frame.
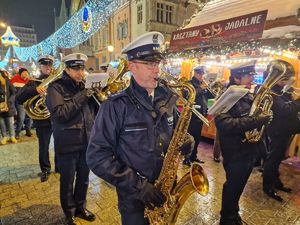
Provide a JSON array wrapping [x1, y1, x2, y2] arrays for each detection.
[[179, 133, 195, 156], [137, 182, 166, 209], [255, 111, 273, 125]]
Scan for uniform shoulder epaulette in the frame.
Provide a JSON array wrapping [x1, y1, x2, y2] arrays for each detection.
[[108, 90, 128, 101]]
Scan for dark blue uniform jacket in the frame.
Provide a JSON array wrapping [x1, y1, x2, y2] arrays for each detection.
[[46, 72, 98, 154], [215, 93, 267, 163], [267, 85, 300, 137], [86, 78, 177, 212]]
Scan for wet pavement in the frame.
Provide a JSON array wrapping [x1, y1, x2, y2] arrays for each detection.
[[0, 133, 299, 225]]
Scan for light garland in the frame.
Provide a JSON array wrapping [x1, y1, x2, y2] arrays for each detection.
[[0, 48, 11, 68], [8, 0, 122, 62]]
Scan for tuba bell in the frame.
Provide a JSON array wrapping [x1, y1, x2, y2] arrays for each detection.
[[24, 63, 65, 120], [244, 60, 294, 143]]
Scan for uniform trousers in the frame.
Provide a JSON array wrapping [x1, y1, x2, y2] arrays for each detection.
[[57, 150, 90, 218], [188, 120, 203, 161], [220, 158, 255, 223], [121, 210, 149, 225], [36, 126, 57, 173], [263, 135, 291, 189]]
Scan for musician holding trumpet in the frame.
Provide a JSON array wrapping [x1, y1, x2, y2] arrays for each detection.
[[46, 53, 98, 225], [16, 55, 57, 182], [183, 65, 214, 166], [215, 61, 273, 225]]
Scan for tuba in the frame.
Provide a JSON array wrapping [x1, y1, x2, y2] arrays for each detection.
[[96, 58, 129, 102], [24, 63, 65, 120], [244, 60, 294, 143], [144, 77, 209, 225]]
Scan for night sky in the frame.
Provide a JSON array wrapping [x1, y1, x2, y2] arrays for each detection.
[[0, 0, 71, 42]]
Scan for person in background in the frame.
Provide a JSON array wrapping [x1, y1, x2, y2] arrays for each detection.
[[215, 61, 272, 225], [16, 55, 58, 182], [183, 66, 214, 166], [263, 62, 298, 202], [0, 69, 17, 144], [10, 67, 33, 139], [46, 53, 98, 225], [86, 32, 193, 225]]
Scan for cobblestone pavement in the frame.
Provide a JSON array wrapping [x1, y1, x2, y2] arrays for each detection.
[[0, 134, 300, 225]]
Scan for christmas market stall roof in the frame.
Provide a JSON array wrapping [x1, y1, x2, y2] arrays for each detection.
[[169, 0, 300, 52]]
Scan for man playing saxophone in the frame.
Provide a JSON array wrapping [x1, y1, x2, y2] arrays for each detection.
[[16, 55, 58, 182], [86, 32, 194, 225], [215, 61, 272, 225]]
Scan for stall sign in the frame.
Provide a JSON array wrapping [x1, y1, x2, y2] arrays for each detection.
[[170, 10, 268, 51]]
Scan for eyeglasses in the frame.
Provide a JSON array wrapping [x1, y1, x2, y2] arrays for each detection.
[[134, 60, 160, 68]]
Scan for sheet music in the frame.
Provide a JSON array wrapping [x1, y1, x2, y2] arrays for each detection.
[[208, 85, 249, 116], [85, 73, 109, 89]]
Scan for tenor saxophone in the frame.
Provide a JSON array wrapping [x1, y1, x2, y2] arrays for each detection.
[[144, 78, 209, 225]]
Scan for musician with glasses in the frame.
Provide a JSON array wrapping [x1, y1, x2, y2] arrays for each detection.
[[215, 61, 272, 225], [86, 32, 193, 225], [46, 53, 98, 225], [16, 55, 58, 182], [263, 63, 298, 202]]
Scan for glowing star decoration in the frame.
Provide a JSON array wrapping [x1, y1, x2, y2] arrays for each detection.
[[1, 26, 20, 47], [82, 6, 92, 33]]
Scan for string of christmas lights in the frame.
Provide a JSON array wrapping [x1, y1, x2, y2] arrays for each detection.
[[0, 48, 11, 68], [9, 0, 122, 62]]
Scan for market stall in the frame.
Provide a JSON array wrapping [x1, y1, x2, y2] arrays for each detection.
[[165, 0, 300, 156]]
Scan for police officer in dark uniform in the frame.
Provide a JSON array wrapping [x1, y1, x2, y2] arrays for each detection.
[[184, 66, 214, 166], [46, 53, 97, 225], [86, 32, 193, 225], [263, 62, 298, 202], [16, 55, 58, 182], [215, 61, 272, 225]]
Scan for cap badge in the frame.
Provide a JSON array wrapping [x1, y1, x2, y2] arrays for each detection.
[[152, 34, 158, 44], [76, 54, 81, 59]]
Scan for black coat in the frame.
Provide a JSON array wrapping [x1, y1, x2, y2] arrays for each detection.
[[215, 93, 268, 163], [267, 85, 300, 137], [189, 77, 214, 122], [0, 78, 16, 117], [86, 78, 177, 211], [16, 73, 51, 127], [46, 72, 98, 154]]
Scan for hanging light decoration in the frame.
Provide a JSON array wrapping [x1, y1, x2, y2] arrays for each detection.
[[1, 26, 20, 47], [10, 0, 122, 62]]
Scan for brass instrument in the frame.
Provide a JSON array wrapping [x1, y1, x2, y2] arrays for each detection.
[[24, 63, 65, 120], [96, 58, 129, 102], [144, 77, 209, 225], [244, 60, 294, 143], [160, 71, 209, 126], [282, 77, 300, 97]]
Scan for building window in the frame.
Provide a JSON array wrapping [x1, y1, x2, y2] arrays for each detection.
[[166, 5, 172, 24], [117, 19, 128, 40], [156, 2, 173, 24], [137, 4, 143, 24], [157, 3, 164, 23]]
